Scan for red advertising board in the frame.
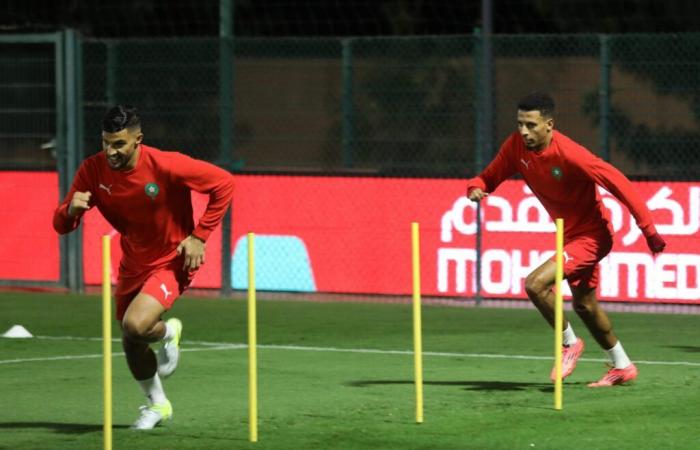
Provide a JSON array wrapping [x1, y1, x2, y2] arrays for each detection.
[[2, 171, 698, 303], [441, 181, 700, 303], [230, 175, 466, 295], [230, 175, 699, 303], [0, 172, 60, 281]]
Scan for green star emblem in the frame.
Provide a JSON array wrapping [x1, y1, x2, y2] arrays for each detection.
[[145, 182, 160, 199], [551, 166, 563, 180]]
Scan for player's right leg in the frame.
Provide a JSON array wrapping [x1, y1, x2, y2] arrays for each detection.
[[524, 260, 583, 380], [121, 293, 173, 429], [122, 332, 173, 429], [131, 399, 173, 430], [524, 259, 562, 328]]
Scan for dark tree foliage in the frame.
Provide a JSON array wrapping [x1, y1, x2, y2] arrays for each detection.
[[582, 34, 700, 177], [3, 0, 700, 38], [4, 0, 700, 176]]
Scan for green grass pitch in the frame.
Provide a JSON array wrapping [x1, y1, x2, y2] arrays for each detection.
[[1, 291, 699, 449]]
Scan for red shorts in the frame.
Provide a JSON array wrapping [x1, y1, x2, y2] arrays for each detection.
[[552, 231, 613, 289], [115, 263, 197, 321]]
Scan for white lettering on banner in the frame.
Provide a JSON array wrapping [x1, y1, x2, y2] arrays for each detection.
[[510, 250, 540, 295], [437, 248, 476, 293], [437, 248, 573, 296], [618, 186, 700, 246], [654, 254, 679, 299], [599, 252, 654, 298], [481, 249, 511, 294], [485, 187, 555, 233], [673, 254, 700, 300], [444, 185, 699, 243], [484, 195, 514, 231], [439, 184, 699, 301], [437, 247, 700, 301], [441, 197, 478, 242], [652, 186, 700, 234], [599, 253, 700, 300], [442, 188, 556, 240]]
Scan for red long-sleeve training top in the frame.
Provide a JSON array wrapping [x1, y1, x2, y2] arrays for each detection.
[[466, 130, 657, 239], [53, 144, 234, 278]]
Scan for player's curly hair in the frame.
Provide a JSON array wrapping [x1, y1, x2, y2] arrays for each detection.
[[517, 92, 555, 118], [102, 105, 141, 132]]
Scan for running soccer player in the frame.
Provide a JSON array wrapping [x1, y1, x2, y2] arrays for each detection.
[[466, 92, 666, 387], [53, 105, 234, 428]]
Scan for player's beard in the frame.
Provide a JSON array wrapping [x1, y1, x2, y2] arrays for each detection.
[[106, 146, 138, 170], [106, 154, 125, 170]]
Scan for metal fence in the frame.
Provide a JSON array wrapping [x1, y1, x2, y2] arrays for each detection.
[[0, 36, 58, 171], [2, 31, 699, 293], [4, 32, 700, 177]]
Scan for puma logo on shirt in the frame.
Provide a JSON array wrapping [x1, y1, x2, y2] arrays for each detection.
[[99, 183, 113, 195]]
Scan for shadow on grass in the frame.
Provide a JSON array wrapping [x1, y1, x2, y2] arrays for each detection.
[[665, 345, 700, 353], [0, 422, 129, 434], [346, 379, 592, 393]]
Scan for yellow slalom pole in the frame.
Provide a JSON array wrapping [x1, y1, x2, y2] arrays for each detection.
[[101, 236, 112, 450], [554, 219, 564, 411], [248, 233, 258, 442], [411, 222, 424, 424]]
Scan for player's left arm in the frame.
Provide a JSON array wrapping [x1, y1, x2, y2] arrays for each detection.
[[570, 148, 666, 253], [169, 153, 235, 269]]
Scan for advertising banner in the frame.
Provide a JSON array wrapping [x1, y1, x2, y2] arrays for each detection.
[[230, 176, 699, 303], [0, 172, 60, 281], [3, 172, 697, 303]]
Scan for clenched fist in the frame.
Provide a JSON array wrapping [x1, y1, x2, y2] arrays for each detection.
[[467, 187, 489, 202], [646, 233, 666, 254], [68, 191, 92, 217]]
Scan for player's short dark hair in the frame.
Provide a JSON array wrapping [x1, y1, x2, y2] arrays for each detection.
[[517, 92, 555, 118], [102, 105, 141, 133]]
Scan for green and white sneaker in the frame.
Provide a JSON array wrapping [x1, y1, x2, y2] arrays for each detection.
[[157, 318, 182, 379], [131, 400, 172, 430]]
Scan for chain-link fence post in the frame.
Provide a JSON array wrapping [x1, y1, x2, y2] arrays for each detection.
[[474, 26, 494, 305], [219, 0, 234, 296], [106, 41, 118, 106], [599, 34, 611, 162], [341, 38, 355, 168], [62, 29, 84, 293]]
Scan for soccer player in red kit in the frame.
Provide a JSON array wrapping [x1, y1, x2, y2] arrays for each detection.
[[53, 105, 234, 428], [466, 92, 666, 387]]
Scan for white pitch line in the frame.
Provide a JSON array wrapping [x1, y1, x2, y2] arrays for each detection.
[[0, 336, 698, 367], [0, 353, 116, 365], [0, 345, 244, 365], [256, 344, 700, 367]]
